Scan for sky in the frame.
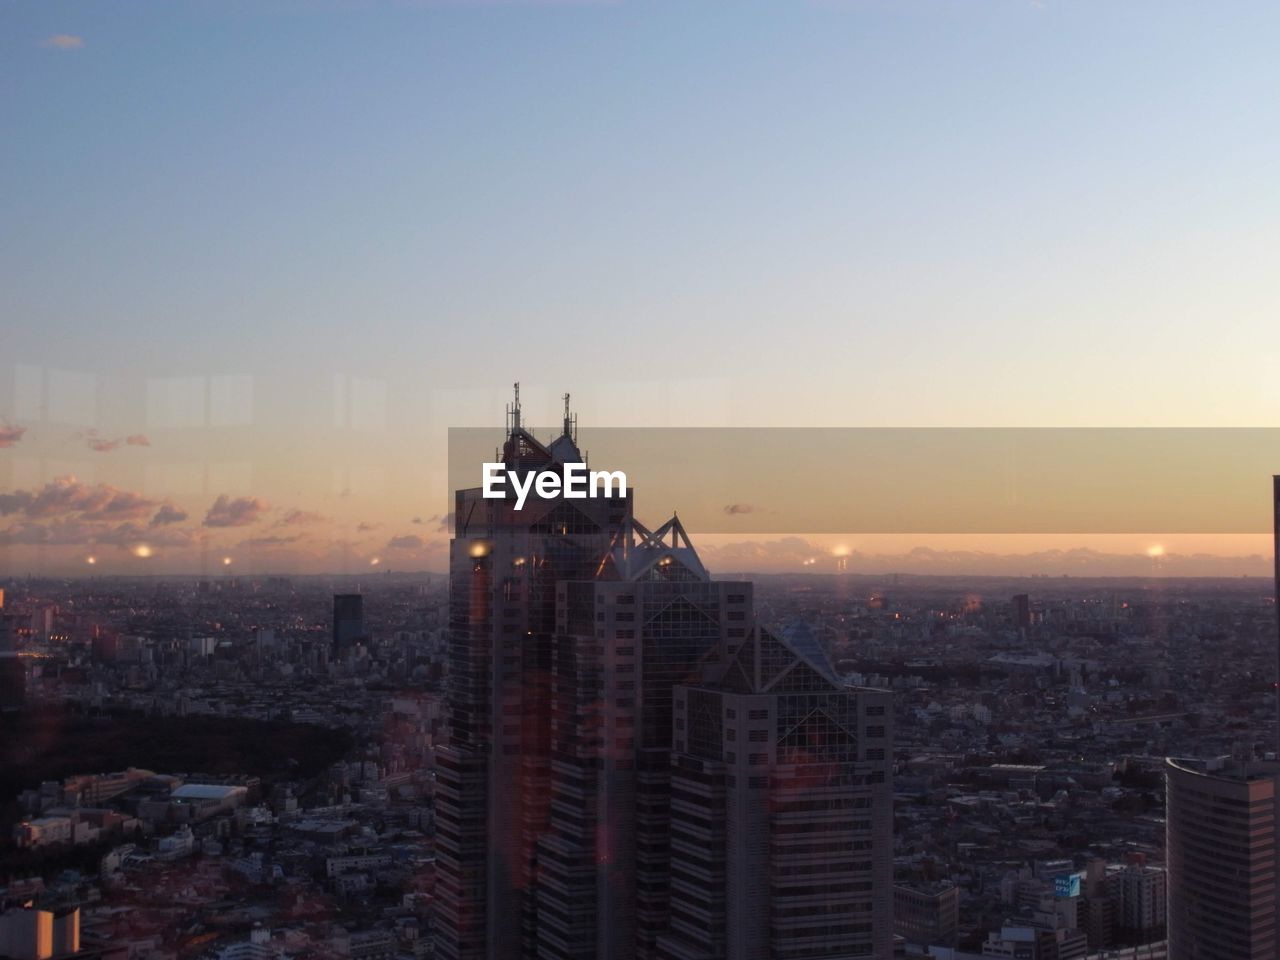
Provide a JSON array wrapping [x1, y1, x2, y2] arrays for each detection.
[[3, 0, 1279, 576]]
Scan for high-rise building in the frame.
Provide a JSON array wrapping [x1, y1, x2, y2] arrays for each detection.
[[534, 518, 751, 960], [1012, 594, 1031, 634], [435, 388, 631, 960], [332, 593, 365, 655], [656, 622, 894, 960], [435, 389, 895, 960], [0, 593, 23, 714], [1165, 756, 1280, 960]]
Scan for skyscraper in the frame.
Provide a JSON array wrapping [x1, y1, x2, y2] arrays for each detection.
[[0, 590, 22, 714], [656, 622, 894, 960], [435, 388, 895, 960], [332, 593, 365, 655], [436, 388, 630, 960], [1012, 594, 1031, 635], [534, 517, 753, 960], [1165, 756, 1280, 960]]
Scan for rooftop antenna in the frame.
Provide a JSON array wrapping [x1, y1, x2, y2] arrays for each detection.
[[563, 392, 577, 442], [507, 382, 522, 435]]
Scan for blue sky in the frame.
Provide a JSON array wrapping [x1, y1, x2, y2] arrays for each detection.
[[3, 0, 1279, 572]]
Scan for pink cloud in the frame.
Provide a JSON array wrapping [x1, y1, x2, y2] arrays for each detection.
[[239, 534, 304, 548], [40, 34, 84, 50], [277, 509, 327, 527], [0, 476, 158, 522], [150, 503, 189, 528], [83, 430, 151, 452], [0, 518, 191, 549], [203, 495, 269, 528], [0, 422, 26, 448], [387, 534, 426, 550]]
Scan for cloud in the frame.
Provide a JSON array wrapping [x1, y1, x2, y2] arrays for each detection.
[[83, 430, 151, 452], [0, 423, 26, 448], [0, 520, 96, 547], [387, 534, 426, 551], [203, 495, 269, 528], [150, 504, 189, 528], [40, 34, 84, 50], [0, 518, 191, 550], [722, 503, 758, 516], [0, 476, 158, 522], [95, 521, 192, 549], [238, 534, 303, 548], [277, 509, 327, 527]]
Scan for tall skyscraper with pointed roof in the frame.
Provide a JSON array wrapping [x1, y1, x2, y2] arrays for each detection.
[[435, 388, 893, 960]]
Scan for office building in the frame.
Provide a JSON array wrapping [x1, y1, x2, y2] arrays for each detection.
[[0, 906, 79, 960], [435, 389, 895, 960], [1012, 594, 1031, 634], [1165, 756, 1280, 960], [1109, 863, 1165, 944], [895, 882, 960, 949], [436, 389, 632, 960], [333, 593, 365, 654], [656, 621, 894, 960], [0, 591, 23, 713]]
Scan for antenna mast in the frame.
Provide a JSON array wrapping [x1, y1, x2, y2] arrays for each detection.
[[563, 392, 577, 442], [507, 382, 522, 435]]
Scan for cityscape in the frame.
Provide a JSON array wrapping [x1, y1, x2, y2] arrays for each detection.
[[2, 395, 1279, 960], [6, 2, 1280, 960]]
